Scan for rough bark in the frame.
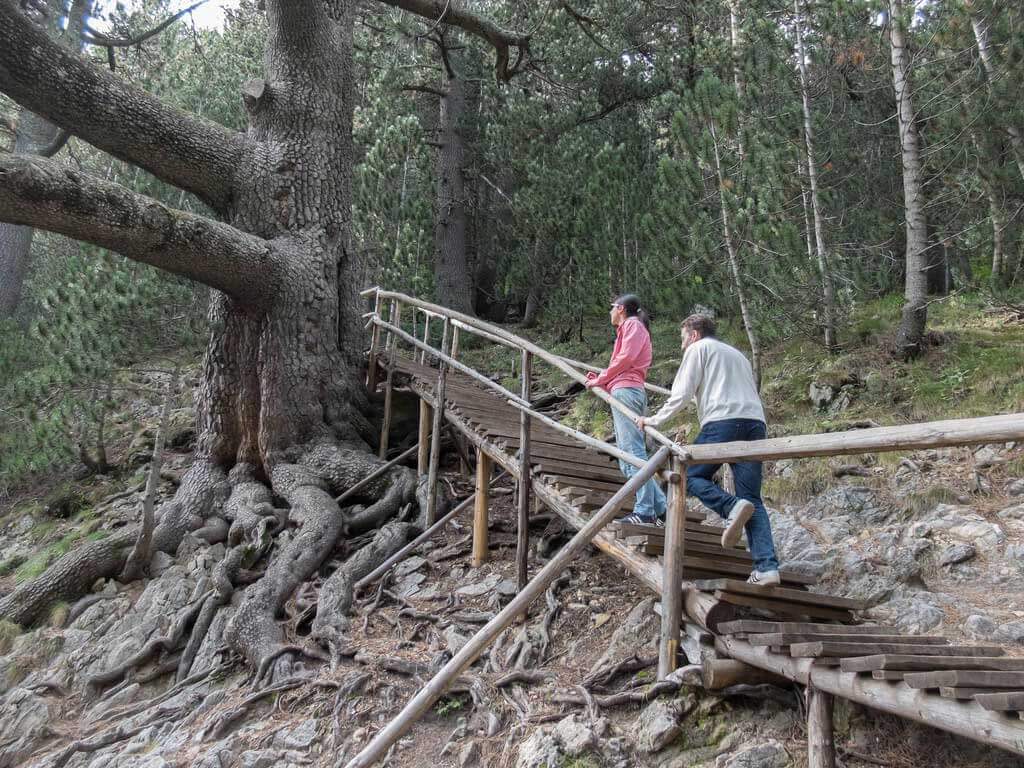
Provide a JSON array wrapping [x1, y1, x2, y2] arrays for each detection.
[[433, 62, 477, 316], [889, 0, 929, 358]]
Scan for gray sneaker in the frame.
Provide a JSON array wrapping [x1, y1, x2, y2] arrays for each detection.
[[721, 499, 753, 548]]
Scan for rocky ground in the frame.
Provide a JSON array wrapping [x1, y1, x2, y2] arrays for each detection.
[[1, 376, 1023, 767]]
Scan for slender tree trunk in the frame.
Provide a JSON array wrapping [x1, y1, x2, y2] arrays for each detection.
[[434, 66, 476, 315], [889, 0, 929, 358], [965, 0, 1024, 184], [794, 0, 837, 351], [710, 121, 762, 388]]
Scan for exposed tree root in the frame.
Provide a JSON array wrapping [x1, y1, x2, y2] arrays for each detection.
[[86, 586, 212, 697], [66, 593, 118, 627], [552, 679, 681, 709], [583, 653, 658, 692]]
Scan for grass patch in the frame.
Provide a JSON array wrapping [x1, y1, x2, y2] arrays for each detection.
[[902, 485, 963, 515], [48, 602, 69, 628], [0, 620, 19, 655], [763, 457, 831, 506]]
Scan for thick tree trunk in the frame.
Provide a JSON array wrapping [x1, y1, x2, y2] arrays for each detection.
[[434, 66, 477, 315], [889, 0, 929, 358]]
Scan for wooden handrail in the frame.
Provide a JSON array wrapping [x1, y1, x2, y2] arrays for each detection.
[[366, 288, 687, 459], [681, 412, 1024, 464]]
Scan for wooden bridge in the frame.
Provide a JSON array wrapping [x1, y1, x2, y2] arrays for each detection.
[[348, 287, 1024, 768]]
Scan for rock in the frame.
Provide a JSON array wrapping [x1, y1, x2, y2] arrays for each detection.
[[553, 714, 601, 756], [589, 598, 658, 673], [150, 550, 176, 577], [516, 730, 562, 768], [275, 719, 318, 750], [458, 740, 480, 768], [997, 621, 1024, 644], [868, 595, 944, 634], [716, 739, 790, 768], [0, 689, 56, 767], [809, 382, 834, 410], [395, 571, 427, 598], [444, 625, 469, 655], [455, 574, 501, 597], [973, 446, 1004, 468], [394, 556, 426, 577], [495, 579, 517, 597], [939, 543, 975, 566], [42, 485, 88, 518], [1004, 543, 1024, 562], [633, 697, 693, 753], [947, 520, 1004, 548], [803, 486, 894, 525], [964, 615, 997, 639], [998, 504, 1024, 520], [1008, 479, 1024, 497]]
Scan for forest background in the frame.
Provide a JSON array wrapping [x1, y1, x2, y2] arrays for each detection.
[[2, 0, 1023, 494]]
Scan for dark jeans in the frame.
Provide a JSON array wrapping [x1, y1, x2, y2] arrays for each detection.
[[686, 418, 779, 572]]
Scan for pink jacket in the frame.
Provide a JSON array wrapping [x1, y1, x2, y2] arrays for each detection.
[[591, 316, 652, 392]]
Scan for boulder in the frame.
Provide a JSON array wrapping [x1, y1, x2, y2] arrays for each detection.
[[633, 696, 695, 753], [964, 615, 996, 639], [716, 739, 790, 768], [939, 543, 975, 566], [996, 621, 1024, 644], [516, 730, 562, 768]]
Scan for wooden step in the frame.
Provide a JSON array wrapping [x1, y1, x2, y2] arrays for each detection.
[[939, 687, 1024, 700], [718, 620, 888, 636], [845, 655, 1024, 673], [714, 591, 853, 622], [694, 579, 866, 611], [904, 671, 1024, 690], [974, 691, 1024, 712], [790, 642, 1004, 659], [748, 633, 948, 647]]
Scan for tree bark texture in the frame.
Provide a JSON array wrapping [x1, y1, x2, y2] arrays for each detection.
[[0, 0, 521, 681], [433, 64, 477, 316], [889, 0, 930, 358]]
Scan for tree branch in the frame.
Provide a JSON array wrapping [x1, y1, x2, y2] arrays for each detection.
[[401, 84, 447, 98], [0, 154, 279, 306], [82, 0, 209, 48], [376, 0, 530, 81], [0, 0, 247, 213]]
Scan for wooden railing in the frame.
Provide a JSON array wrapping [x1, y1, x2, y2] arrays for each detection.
[[356, 287, 1024, 767]]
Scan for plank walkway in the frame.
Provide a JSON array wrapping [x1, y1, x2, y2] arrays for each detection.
[[378, 349, 1024, 757]]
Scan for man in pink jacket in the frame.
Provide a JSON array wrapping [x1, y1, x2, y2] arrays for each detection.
[[586, 294, 666, 525]]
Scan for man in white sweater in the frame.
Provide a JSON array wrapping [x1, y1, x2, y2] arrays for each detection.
[[636, 314, 781, 586]]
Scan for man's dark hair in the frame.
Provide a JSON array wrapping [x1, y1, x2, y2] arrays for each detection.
[[681, 314, 716, 338]]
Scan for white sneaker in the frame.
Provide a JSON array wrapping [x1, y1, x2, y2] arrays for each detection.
[[721, 499, 754, 548], [747, 569, 781, 587]]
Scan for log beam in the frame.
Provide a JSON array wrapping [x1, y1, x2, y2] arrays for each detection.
[[472, 449, 492, 567]]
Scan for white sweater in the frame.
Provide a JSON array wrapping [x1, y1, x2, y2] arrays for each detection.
[[645, 337, 765, 428]]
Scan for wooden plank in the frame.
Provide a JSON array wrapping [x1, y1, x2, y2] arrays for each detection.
[[718, 621, 889, 635], [791, 642, 1004, 660], [648, 549, 814, 587], [905, 671, 1024, 690], [939, 687, 1024, 701], [716, 633, 1024, 758], [696, 579, 866, 610], [871, 671, 907, 681], [974, 692, 1024, 712], [417, 399, 432, 475], [715, 591, 853, 622], [843, 655, 1024, 673], [749, 633, 949, 647]]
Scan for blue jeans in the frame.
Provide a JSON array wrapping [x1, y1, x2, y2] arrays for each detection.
[[611, 387, 666, 520], [687, 419, 779, 572]]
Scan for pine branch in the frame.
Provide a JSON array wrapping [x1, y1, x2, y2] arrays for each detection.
[[0, 0, 248, 213], [0, 153, 279, 306]]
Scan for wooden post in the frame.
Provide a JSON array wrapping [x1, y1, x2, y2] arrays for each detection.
[[366, 290, 383, 394], [417, 398, 432, 476], [356, 470, 508, 591], [344, 446, 671, 768], [425, 318, 451, 524], [420, 312, 430, 365], [378, 300, 400, 458], [659, 455, 687, 679], [516, 349, 532, 590], [472, 449, 493, 567], [807, 685, 836, 768], [450, 325, 460, 361]]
